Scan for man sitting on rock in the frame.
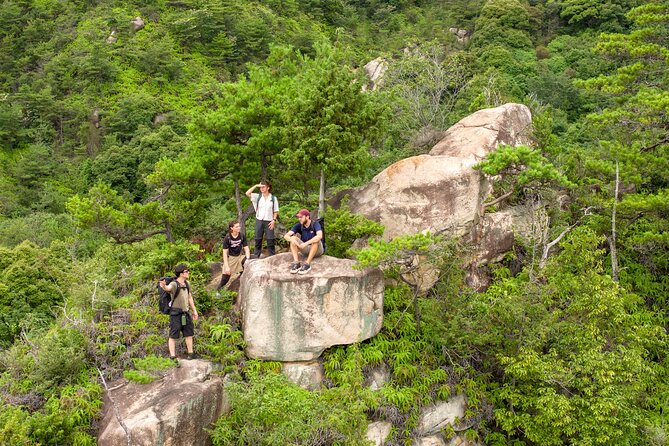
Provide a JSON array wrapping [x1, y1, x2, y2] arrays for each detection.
[[284, 209, 323, 274]]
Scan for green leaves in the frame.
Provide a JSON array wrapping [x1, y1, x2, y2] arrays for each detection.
[[448, 228, 663, 445]]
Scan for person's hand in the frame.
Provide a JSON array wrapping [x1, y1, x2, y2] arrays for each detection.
[[192, 311, 199, 321], [268, 220, 275, 229], [223, 267, 231, 275]]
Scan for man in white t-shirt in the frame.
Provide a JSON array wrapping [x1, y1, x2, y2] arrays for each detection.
[[245, 180, 279, 258]]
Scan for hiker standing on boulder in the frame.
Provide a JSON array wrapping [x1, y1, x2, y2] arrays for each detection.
[[284, 209, 323, 274], [159, 264, 199, 363], [219, 220, 251, 289], [246, 180, 279, 258]]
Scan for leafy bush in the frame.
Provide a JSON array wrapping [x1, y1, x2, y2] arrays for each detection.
[[323, 202, 384, 258], [0, 242, 71, 347], [210, 370, 372, 445]]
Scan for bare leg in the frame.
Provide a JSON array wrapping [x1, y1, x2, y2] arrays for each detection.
[[168, 338, 177, 357], [305, 243, 319, 264], [185, 336, 194, 354], [289, 241, 300, 262]]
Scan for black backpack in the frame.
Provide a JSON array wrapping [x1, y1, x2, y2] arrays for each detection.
[[158, 277, 190, 314]]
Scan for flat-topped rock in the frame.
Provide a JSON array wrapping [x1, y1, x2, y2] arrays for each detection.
[[240, 253, 384, 361]]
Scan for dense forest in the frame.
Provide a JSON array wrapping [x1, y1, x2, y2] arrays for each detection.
[[0, 0, 667, 444]]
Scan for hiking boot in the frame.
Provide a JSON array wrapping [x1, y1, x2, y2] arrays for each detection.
[[170, 356, 180, 368], [290, 262, 301, 274], [297, 263, 311, 274], [186, 353, 200, 360]]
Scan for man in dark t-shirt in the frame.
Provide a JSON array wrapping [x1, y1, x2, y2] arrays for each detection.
[[219, 220, 251, 289], [283, 209, 323, 275]]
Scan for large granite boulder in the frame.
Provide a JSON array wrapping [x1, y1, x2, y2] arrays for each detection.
[[240, 253, 384, 361], [338, 103, 532, 242], [97, 359, 227, 446], [429, 103, 532, 159]]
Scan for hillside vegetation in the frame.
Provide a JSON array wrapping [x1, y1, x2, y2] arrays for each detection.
[[0, 0, 668, 445]]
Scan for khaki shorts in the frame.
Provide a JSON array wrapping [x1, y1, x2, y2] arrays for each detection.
[[227, 254, 244, 276], [296, 235, 324, 258]]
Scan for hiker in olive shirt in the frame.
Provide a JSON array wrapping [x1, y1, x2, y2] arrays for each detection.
[[159, 264, 199, 363]]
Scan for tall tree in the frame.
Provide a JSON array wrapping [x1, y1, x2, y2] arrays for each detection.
[[281, 41, 384, 215], [575, 1, 669, 303], [191, 46, 298, 221]]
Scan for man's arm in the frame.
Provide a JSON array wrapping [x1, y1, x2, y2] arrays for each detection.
[[188, 291, 199, 321], [308, 230, 323, 245], [222, 248, 231, 274], [284, 230, 297, 243], [160, 281, 177, 293], [245, 184, 260, 198]]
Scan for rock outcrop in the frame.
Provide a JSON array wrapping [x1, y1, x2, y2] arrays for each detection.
[[239, 253, 384, 361], [334, 103, 534, 259], [97, 360, 227, 446], [363, 57, 388, 91], [131, 16, 145, 32]]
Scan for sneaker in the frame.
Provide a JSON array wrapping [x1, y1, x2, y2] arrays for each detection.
[[290, 262, 301, 274], [297, 263, 311, 274], [186, 353, 200, 360], [170, 356, 180, 368]]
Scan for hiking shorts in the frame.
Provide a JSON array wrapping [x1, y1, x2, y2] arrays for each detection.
[[169, 311, 194, 339], [296, 235, 324, 258]]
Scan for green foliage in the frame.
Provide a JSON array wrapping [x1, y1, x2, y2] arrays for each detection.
[[472, 0, 534, 50], [443, 228, 665, 445], [1, 374, 102, 446], [281, 40, 386, 198], [198, 321, 246, 374], [383, 41, 475, 149], [474, 144, 574, 207], [210, 370, 372, 445], [559, 0, 634, 31], [322, 202, 384, 258], [354, 232, 433, 270], [0, 242, 71, 347], [123, 355, 177, 384]]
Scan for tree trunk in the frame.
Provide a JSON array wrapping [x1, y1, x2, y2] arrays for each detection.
[[260, 154, 268, 181], [610, 161, 619, 281], [234, 178, 248, 234], [318, 167, 326, 219]]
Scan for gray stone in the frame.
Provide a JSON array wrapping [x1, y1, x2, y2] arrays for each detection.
[[281, 361, 324, 391], [240, 253, 384, 361], [366, 421, 393, 446], [131, 16, 145, 32], [416, 394, 467, 436], [366, 363, 391, 391], [363, 57, 388, 91], [97, 359, 227, 446], [105, 30, 117, 44], [333, 104, 534, 280], [414, 436, 447, 446]]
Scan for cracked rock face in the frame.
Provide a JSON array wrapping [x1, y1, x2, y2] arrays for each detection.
[[240, 253, 384, 361], [97, 360, 227, 446], [334, 103, 533, 242]]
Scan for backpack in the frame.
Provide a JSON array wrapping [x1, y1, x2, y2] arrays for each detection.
[[158, 277, 190, 314]]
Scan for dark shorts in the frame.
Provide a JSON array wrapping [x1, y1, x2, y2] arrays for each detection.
[[169, 311, 194, 339]]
